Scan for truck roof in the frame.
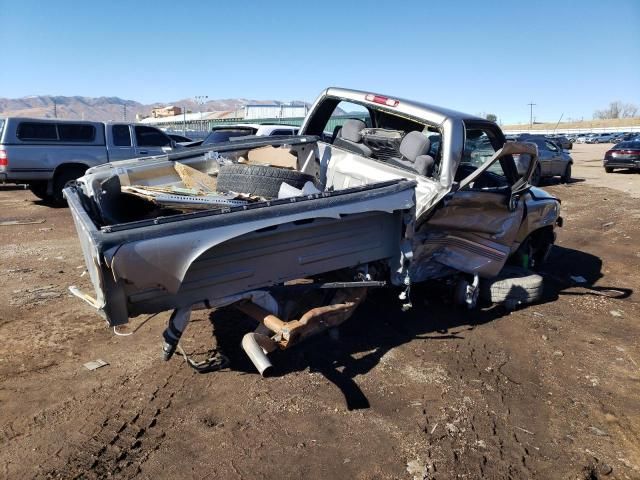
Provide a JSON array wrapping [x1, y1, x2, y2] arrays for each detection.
[[2, 117, 102, 125]]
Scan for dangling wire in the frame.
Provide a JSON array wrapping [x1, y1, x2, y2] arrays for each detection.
[[176, 343, 230, 373], [113, 312, 160, 336]]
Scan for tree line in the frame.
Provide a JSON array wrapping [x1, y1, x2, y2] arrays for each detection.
[[594, 101, 638, 120]]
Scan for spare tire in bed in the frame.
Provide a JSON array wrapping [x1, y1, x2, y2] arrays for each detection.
[[216, 164, 319, 198]]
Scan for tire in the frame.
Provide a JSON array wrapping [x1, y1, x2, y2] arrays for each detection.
[[53, 166, 87, 204], [605, 167, 614, 173], [530, 165, 541, 186], [216, 164, 318, 198], [480, 266, 544, 307], [561, 163, 572, 183], [28, 181, 50, 201]]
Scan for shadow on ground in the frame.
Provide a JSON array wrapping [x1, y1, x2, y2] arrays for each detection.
[[205, 245, 631, 410], [538, 177, 585, 187]]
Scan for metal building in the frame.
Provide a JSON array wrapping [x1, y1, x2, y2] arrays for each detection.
[[244, 103, 308, 120]]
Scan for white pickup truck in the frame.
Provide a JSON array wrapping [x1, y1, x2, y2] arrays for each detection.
[[65, 88, 562, 374]]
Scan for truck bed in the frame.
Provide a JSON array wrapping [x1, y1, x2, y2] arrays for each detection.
[[66, 166, 416, 325]]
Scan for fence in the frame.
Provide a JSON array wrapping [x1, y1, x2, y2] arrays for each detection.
[[163, 114, 370, 139]]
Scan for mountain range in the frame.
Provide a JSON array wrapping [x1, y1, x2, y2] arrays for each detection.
[[0, 95, 308, 122]]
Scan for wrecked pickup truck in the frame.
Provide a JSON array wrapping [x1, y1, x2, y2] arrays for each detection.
[[65, 87, 561, 375]]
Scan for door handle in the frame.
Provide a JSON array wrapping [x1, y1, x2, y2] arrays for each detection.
[[138, 150, 148, 155]]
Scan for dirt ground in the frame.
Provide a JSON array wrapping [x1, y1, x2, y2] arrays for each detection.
[[0, 144, 639, 479]]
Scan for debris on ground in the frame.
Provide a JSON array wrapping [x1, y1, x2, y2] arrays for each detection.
[[406, 459, 430, 480], [0, 218, 46, 226], [589, 426, 608, 436], [83, 359, 109, 371]]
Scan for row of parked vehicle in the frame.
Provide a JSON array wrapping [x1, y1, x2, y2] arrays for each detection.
[[572, 132, 639, 144]]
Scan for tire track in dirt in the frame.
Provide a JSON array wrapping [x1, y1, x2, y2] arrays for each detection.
[[41, 368, 186, 479], [418, 337, 537, 479]]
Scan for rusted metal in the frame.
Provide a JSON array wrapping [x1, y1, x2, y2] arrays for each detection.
[[236, 288, 367, 349]]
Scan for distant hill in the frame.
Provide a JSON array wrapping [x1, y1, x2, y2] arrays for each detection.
[[0, 95, 310, 122]]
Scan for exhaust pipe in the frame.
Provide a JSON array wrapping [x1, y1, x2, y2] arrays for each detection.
[[237, 288, 366, 375], [241, 333, 277, 377]]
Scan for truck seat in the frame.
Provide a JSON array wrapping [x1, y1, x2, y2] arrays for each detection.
[[333, 119, 372, 157], [386, 131, 435, 177]]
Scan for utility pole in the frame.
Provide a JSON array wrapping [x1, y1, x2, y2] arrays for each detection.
[[528, 102, 536, 130], [123, 104, 127, 121], [183, 105, 186, 136], [53, 99, 57, 118]]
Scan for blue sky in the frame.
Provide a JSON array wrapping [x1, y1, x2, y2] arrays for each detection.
[[0, 0, 638, 124]]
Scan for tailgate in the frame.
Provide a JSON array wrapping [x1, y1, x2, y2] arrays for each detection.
[[65, 187, 109, 316]]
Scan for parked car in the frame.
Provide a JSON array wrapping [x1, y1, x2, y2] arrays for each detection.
[[589, 133, 617, 144], [184, 123, 300, 148], [609, 133, 625, 144], [550, 135, 572, 150], [511, 135, 572, 185], [603, 140, 640, 173], [617, 132, 639, 143], [574, 134, 592, 144], [0, 118, 180, 202], [65, 87, 561, 374]]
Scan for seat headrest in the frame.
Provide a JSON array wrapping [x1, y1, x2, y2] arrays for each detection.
[[400, 131, 431, 162], [340, 119, 367, 142]]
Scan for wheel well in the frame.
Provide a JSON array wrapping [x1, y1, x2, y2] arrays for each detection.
[[528, 225, 555, 249], [53, 162, 89, 180], [512, 225, 555, 268], [528, 226, 556, 266]]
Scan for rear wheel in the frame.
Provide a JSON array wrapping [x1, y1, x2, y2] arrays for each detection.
[[605, 167, 614, 173], [53, 166, 87, 204], [28, 181, 50, 201], [561, 163, 572, 183]]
